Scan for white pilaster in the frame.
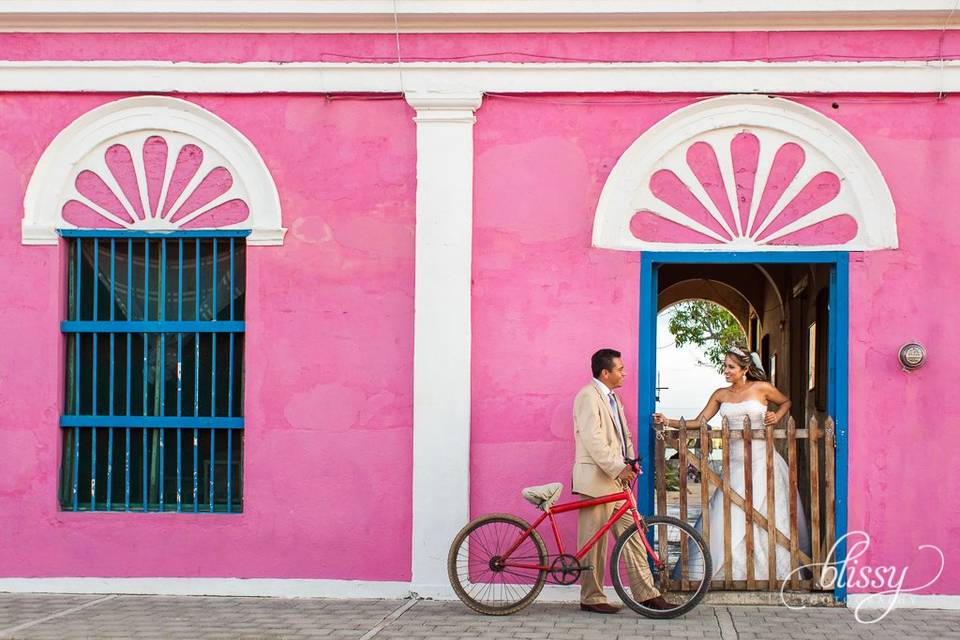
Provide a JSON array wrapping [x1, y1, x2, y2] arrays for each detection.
[[406, 91, 483, 593]]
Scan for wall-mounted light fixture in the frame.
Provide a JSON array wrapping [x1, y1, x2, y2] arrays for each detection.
[[898, 342, 926, 371]]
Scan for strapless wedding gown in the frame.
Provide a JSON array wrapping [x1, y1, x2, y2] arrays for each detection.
[[686, 400, 810, 581]]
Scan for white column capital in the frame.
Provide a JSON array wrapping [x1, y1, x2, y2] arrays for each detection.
[[405, 91, 483, 123]]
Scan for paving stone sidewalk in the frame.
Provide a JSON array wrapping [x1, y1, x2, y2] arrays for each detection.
[[2, 594, 959, 639]]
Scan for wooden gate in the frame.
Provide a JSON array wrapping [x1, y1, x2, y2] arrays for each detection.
[[654, 416, 835, 591]]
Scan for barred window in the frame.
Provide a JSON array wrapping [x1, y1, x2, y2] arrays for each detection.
[[59, 231, 246, 513]]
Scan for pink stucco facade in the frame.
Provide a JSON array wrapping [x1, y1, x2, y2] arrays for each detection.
[[0, 27, 956, 600], [470, 94, 960, 594], [0, 93, 416, 581], [6, 31, 960, 63]]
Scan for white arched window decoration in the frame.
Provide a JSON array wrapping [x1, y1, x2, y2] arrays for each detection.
[[593, 95, 897, 252], [23, 96, 284, 245]]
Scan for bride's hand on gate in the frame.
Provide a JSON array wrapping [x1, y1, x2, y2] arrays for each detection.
[[763, 411, 778, 426], [652, 412, 667, 426]]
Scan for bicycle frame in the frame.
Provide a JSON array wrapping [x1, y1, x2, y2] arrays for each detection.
[[498, 486, 664, 573]]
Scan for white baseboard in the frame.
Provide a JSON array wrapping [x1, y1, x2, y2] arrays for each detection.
[[4, 579, 958, 610], [412, 582, 597, 602], [0, 578, 413, 599], [847, 593, 960, 610], [0, 578, 606, 603]]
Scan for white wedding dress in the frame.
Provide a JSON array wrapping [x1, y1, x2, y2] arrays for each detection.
[[686, 400, 810, 581]]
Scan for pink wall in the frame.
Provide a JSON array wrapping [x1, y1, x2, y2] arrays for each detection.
[[1, 29, 958, 596], [0, 94, 416, 580], [470, 94, 960, 594], [6, 31, 960, 63], [471, 96, 688, 553], [838, 97, 960, 595]]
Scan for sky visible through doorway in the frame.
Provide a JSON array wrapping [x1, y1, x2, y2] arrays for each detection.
[[655, 307, 727, 426]]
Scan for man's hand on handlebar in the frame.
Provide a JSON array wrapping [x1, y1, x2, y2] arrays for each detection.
[[617, 457, 642, 483]]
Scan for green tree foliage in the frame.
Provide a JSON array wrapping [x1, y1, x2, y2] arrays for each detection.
[[667, 300, 746, 371]]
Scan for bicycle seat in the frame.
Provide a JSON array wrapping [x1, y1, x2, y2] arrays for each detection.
[[521, 482, 563, 511]]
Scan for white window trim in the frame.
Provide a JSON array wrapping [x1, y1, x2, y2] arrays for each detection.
[[23, 95, 285, 246]]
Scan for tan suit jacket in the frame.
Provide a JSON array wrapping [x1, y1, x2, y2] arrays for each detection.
[[572, 382, 636, 498]]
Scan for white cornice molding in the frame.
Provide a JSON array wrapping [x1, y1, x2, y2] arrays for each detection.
[[2, 1, 960, 32], [2, 60, 960, 94]]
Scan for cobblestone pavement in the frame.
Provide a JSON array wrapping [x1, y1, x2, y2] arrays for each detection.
[[2, 594, 960, 639]]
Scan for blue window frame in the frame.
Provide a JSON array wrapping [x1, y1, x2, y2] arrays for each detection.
[[58, 230, 248, 513]]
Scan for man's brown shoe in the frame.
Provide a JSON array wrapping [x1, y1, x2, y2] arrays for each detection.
[[580, 602, 621, 614], [640, 596, 677, 610]]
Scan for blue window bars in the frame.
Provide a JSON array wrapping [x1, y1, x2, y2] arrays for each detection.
[[58, 230, 247, 513]]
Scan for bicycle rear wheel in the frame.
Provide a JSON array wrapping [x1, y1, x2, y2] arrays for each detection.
[[610, 515, 711, 619], [447, 513, 548, 615]]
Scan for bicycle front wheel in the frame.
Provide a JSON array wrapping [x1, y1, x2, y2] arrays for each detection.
[[447, 513, 548, 615], [610, 515, 711, 619]]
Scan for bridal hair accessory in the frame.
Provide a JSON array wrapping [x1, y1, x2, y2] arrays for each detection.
[[727, 345, 746, 357], [749, 351, 765, 374]]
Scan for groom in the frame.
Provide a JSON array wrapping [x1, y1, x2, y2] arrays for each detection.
[[573, 348, 673, 613]]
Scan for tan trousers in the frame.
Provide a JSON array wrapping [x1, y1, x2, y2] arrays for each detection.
[[578, 498, 661, 605]]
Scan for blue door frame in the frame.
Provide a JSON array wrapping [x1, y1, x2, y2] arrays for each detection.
[[637, 251, 849, 602]]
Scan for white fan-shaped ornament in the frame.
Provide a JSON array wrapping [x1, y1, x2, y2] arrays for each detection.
[[61, 132, 250, 231], [593, 96, 897, 252], [629, 129, 858, 248]]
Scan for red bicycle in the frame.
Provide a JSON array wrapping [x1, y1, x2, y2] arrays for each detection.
[[447, 459, 711, 618]]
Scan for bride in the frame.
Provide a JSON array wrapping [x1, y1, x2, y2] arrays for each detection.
[[652, 345, 810, 581]]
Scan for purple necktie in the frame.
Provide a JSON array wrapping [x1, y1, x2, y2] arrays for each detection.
[[609, 393, 627, 458]]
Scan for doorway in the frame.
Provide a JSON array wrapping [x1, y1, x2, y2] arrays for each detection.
[[637, 252, 849, 602]]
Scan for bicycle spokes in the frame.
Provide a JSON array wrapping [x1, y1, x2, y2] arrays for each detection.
[[611, 516, 712, 619], [448, 514, 549, 615]]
